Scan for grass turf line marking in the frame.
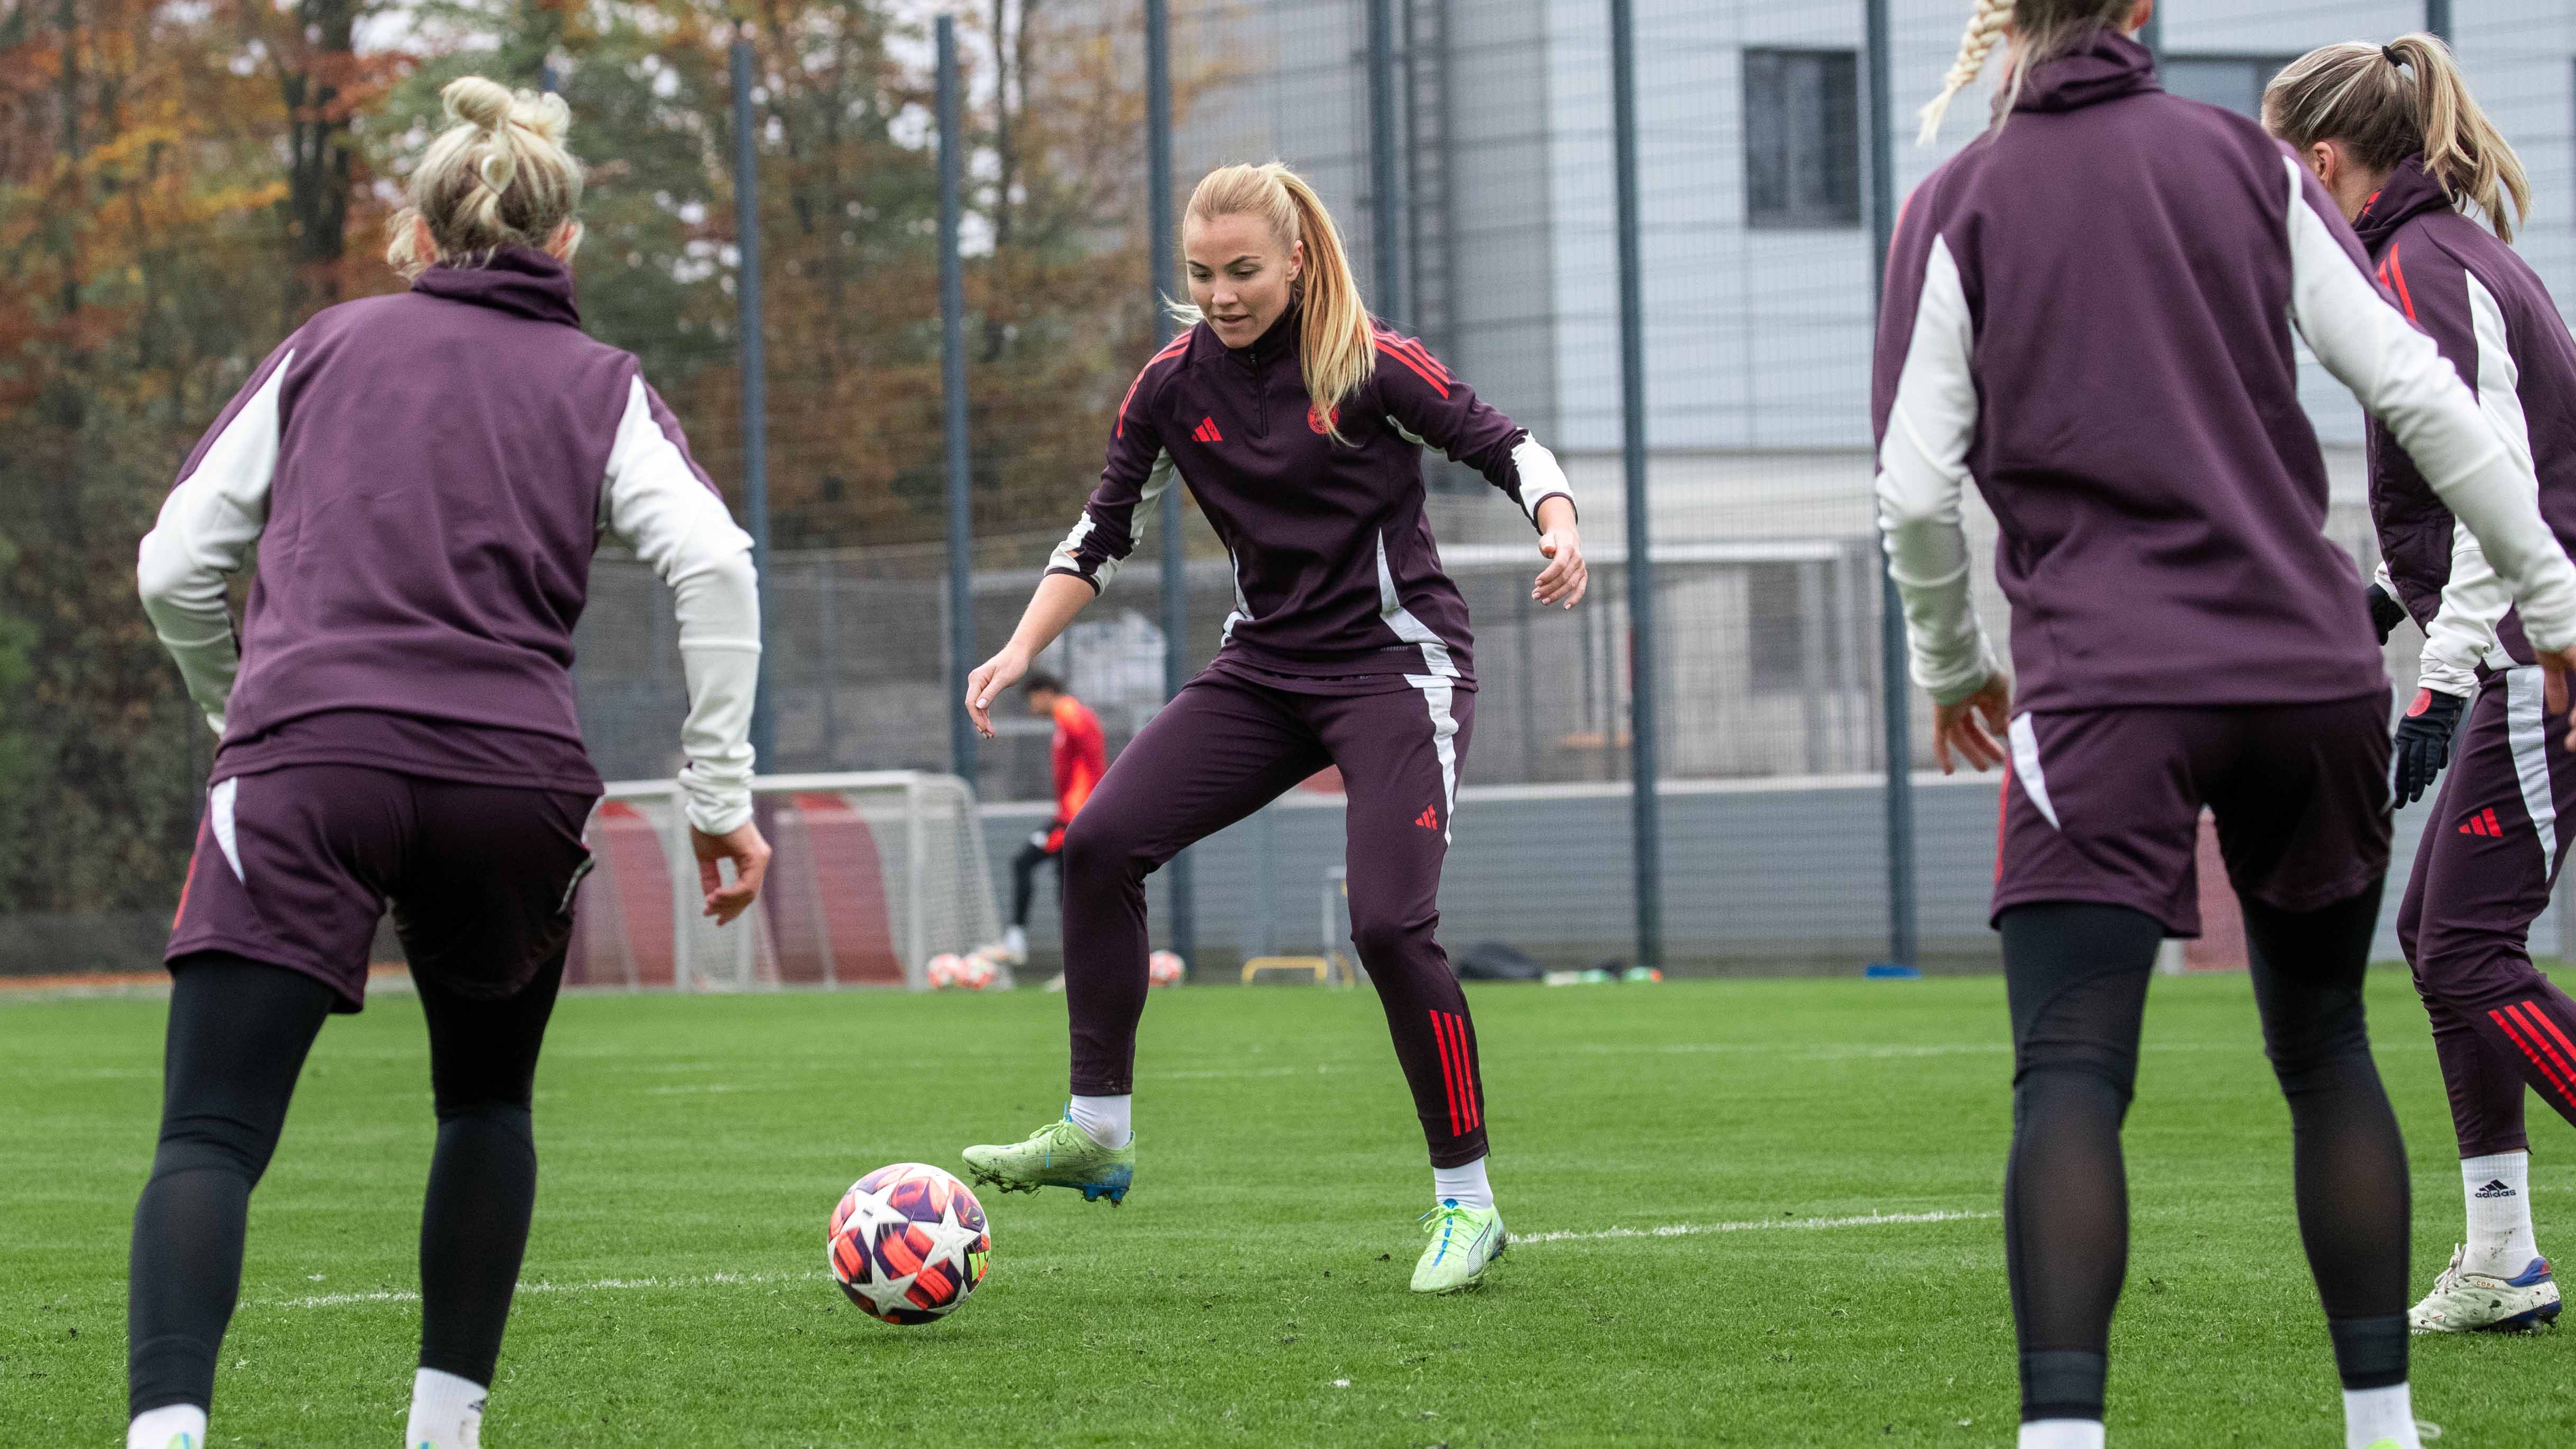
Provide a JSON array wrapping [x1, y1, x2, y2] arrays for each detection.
[[260, 1214, 1990, 1308], [1515, 1210, 1994, 1245]]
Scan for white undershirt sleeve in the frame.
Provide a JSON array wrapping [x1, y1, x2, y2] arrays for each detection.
[[2284, 157, 2576, 653], [601, 375, 763, 835], [136, 349, 293, 735], [1512, 437, 1576, 523], [1875, 235, 2000, 705]]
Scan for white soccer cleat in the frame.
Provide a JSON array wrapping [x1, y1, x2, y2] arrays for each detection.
[[2409, 1244, 2562, 1333], [997, 926, 1029, 965]]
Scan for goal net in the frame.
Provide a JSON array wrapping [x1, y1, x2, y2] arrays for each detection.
[[567, 771, 1002, 991]]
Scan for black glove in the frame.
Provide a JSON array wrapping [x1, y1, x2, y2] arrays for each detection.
[[2393, 686, 2465, 807], [2366, 583, 2408, 645]]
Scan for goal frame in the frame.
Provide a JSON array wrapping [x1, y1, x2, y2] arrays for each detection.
[[586, 770, 999, 992]]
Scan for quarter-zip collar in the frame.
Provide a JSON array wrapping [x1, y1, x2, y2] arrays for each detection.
[[2012, 26, 2161, 116], [1222, 301, 1301, 371], [410, 245, 583, 329], [2353, 155, 2453, 253]]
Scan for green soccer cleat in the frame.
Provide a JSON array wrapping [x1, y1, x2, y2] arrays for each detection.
[[961, 1114, 1135, 1205], [1411, 1201, 1507, 1293]]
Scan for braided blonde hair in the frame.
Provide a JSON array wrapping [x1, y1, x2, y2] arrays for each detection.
[[1918, 0, 2012, 145], [1917, 0, 2143, 146], [386, 77, 586, 279]]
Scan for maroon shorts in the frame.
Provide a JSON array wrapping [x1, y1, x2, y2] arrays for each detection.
[[1994, 695, 2393, 936], [167, 764, 597, 1011]]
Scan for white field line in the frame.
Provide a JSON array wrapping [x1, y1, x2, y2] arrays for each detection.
[[263, 1269, 825, 1310], [261, 1213, 1990, 1309], [1515, 1210, 1995, 1245]]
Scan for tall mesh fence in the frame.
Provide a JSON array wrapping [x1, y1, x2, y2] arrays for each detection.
[[15, 1, 2576, 975]]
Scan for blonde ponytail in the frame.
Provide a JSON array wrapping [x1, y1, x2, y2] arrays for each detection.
[[387, 76, 587, 279], [1179, 162, 1375, 443], [2264, 34, 2531, 241]]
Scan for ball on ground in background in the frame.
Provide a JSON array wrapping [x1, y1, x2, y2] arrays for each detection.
[[1147, 950, 1185, 989], [827, 1163, 991, 1324], [941, 952, 997, 991], [961, 949, 1007, 990], [926, 952, 971, 990]]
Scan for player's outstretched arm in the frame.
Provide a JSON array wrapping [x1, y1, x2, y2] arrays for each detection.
[[968, 573, 1096, 739]]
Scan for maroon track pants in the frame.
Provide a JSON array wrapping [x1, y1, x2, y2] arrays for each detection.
[[1061, 666, 1488, 1167], [2397, 667, 2576, 1158]]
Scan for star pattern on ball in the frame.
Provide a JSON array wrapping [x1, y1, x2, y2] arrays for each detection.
[[842, 1192, 925, 1319]]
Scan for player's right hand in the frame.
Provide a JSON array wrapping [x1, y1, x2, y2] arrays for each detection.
[[692, 819, 771, 926], [967, 647, 1030, 739], [1931, 673, 2011, 775], [2543, 647, 2576, 749], [2365, 582, 2407, 646]]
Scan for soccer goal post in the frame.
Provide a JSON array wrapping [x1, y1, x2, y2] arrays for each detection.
[[569, 771, 1003, 992]]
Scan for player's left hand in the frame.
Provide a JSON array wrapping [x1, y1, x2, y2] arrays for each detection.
[[1932, 673, 2011, 774], [2544, 647, 2576, 749], [2391, 686, 2465, 806], [1534, 526, 1586, 607], [692, 819, 772, 926]]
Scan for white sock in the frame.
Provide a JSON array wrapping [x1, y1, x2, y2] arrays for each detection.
[[2018, 1420, 2104, 1449], [1432, 1155, 1494, 1211], [2461, 1151, 2538, 1277], [1002, 924, 1027, 959], [1067, 1094, 1130, 1149], [127, 1404, 207, 1449], [2343, 1383, 2419, 1449], [406, 1367, 487, 1449]]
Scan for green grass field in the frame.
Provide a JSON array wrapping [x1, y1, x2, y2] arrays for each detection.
[[5, 972, 2574, 1446]]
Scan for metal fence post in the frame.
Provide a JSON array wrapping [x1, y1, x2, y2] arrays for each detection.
[[728, 37, 777, 773], [2425, 0, 2451, 40], [937, 16, 976, 790], [1863, 0, 1917, 969], [1607, 0, 1662, 970], [1367, 0, 1406, 327], [1147, 0, 1195, 971]]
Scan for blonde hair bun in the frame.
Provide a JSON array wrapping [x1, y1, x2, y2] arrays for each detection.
[[387, 76, 587, 279], [443, 76, 516, 131]]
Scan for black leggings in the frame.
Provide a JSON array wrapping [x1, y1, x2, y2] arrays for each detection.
[[1009, 838, 1059, 930], [128, 950, 563, 1416], [2000, 890, 2408, 1424]]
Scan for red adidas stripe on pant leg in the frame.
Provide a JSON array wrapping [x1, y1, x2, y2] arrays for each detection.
[[2506, 1002, 2576, 1105], [1436, 1011, 1480, 1132], [2493, 1007, 2576, 1110], [1430, 1010, 1463, 1137]]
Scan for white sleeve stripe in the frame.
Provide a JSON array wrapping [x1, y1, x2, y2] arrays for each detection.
[[602, 374, 762, 835], [136, 347, 295, 735], [1511, 437, 1574, 522], [2283, 156, 2576, 654], [1875, 235, 1999, 704], [2420, 272, 2525, 694]]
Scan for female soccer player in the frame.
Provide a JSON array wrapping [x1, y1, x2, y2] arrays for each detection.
[[127, 78, 767, 1449], [1891, 5, 2576, 1446], [957, 161, 1583, 1294], [2268, 34, 2576, 1336]]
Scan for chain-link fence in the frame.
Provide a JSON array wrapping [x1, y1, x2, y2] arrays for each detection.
[[13, 1, 2576, 975]]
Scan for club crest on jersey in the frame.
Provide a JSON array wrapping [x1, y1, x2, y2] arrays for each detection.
[[1308, 403, 1338, 435]]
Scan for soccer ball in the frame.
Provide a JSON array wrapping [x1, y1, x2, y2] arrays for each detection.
[[929, 952, 997, 991], [1147, 949, 1185, 988], [827, 1162, 992, 1325]]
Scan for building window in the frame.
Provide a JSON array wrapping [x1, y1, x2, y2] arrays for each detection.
[[2164, 54, 2301, 120], [1744, 49, 1861, 230]]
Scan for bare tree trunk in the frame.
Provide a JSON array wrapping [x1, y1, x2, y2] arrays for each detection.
[[280, 0, 359, 301]]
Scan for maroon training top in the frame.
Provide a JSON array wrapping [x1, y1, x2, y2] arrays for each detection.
[[2355, 155, 2576, 673], [1048, 308, 1568, 694]]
